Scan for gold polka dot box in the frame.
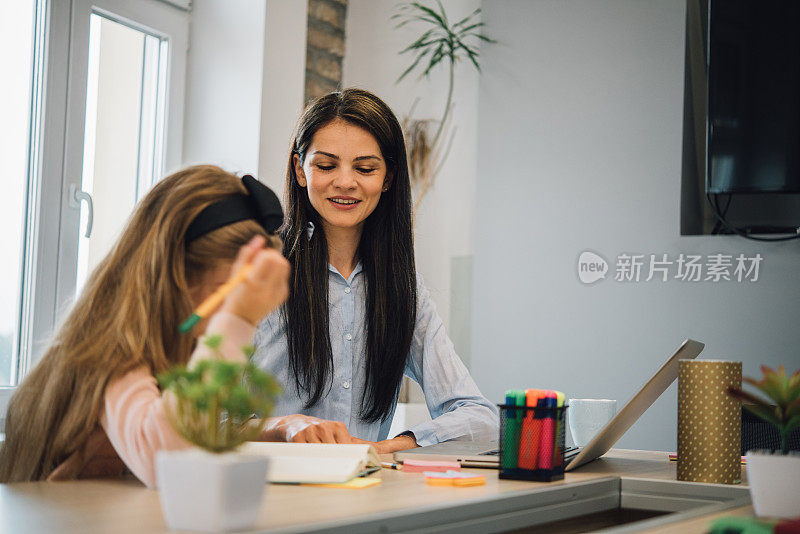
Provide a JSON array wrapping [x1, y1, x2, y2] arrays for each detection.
[[677, 360, 742, 484]]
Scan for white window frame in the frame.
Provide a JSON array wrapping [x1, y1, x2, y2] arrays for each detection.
[[1, 0, 188, 426]]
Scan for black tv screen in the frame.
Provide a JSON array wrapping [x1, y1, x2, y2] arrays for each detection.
[[707, 0, 800, 194]]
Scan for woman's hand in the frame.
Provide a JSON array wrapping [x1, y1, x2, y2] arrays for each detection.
[[221, 236, 290, 326], [258, 413, 419, 453], [353, 434, 418, 454], [261, 415, 362, 444]]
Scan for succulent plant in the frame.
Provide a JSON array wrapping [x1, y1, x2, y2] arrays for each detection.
[[728, 365, 800, 455], [157, 335, 281, 453]]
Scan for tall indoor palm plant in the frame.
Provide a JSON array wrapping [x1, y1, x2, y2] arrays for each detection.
[[393, 1, 494, 210]]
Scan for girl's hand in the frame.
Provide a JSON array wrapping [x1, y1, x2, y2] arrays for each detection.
[[220, 236, 290, 326], [261, 415, 362, 444]]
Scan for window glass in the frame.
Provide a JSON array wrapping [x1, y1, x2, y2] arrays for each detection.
[[0, 0, 36, 386], [76, 14, 168, 292]]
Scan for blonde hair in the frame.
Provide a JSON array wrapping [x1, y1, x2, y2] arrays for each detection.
[[0, 165, 279, 482]]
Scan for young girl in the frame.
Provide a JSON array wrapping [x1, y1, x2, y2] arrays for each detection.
[[255, 89, 498, 452], [0, 165, 290, 487]]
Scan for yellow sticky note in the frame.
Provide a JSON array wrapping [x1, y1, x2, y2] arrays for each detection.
[[306, 477, 382, 489], [424, 471, 486, 487]]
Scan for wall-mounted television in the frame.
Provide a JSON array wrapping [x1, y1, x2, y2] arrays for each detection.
[[707, 0, 800, 194]]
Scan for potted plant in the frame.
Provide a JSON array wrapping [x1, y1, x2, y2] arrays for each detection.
[[728, 365, 800, 518], [156, 336, 280, 532], [392, 1, 495, 213]]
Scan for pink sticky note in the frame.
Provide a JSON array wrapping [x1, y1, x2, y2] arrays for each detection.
[[402, 459, 461, 473]]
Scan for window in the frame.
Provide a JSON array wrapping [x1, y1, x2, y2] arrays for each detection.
[[76, 13, 169, 291], [1, 0, 188, 424], [0, 0, 40, 388]]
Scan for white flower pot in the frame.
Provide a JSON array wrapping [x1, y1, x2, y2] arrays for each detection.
[[156, 449, 269, 532], [745, 451, 800, 519]]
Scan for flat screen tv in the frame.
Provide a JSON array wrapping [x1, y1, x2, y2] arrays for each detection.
[[707, 0, 800, 194]]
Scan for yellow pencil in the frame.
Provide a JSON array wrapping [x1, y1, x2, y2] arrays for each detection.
[[178, 265, 252, 334]]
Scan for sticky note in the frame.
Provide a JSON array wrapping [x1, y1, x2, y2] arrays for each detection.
[[305, 477, 382, 489], [402, 459, 461, 473], [424, 470, 485, 487]]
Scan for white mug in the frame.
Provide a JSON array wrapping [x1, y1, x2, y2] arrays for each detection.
[[568, 398, 617, 447]]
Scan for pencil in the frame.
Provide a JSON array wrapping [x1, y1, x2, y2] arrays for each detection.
[[381, 462, 403, 470], [178, 265, 253, 334]]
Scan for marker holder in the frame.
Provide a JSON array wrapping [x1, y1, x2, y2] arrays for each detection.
[[498, 404, 567, 482]]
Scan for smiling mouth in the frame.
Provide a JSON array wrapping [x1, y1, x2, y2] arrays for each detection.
[[328, 198, 361, 205]]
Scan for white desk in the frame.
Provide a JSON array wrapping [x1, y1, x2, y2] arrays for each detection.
[[0, 450, 752, 533]]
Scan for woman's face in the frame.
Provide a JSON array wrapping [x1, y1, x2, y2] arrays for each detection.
[[294, 119, 389, 234]]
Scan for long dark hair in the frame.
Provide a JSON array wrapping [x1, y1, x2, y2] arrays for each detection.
[[281, 88, 416, 423]]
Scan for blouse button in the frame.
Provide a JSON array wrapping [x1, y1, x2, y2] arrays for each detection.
[[345, 287, 351, 294], [343, 381, 351, 389], [345, 333, 352, 341]]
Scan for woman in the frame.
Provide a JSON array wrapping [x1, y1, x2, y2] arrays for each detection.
[[255, 89, 498, 453], [0, 165, 290, 486]]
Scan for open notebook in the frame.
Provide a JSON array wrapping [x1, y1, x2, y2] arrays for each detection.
[[238, 442, 381, 484]]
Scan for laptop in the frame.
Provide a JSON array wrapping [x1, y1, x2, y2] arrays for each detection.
[[394, 339, 704, 470]]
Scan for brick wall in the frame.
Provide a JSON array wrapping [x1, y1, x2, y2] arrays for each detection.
[[305, 0, 348, 102]]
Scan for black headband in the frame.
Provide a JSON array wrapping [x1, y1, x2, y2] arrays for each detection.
[[184, 175, 283, 243]]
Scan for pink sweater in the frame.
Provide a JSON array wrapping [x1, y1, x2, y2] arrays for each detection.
[[47, 312, 256, 488]]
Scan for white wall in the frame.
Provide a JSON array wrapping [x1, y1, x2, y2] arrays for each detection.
[[183, 0, 266, 173], [183, 0, 307, 195], [343, 0, 482, 348], [258, 0, 308, 194], [473, 0, 800, 451]]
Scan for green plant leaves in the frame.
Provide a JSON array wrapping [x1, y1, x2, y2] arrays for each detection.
[[452, 7, 481, 30], [730, 365, 800, 455], [393, 0, 494, 83], [203, 334, 223, 350], [210, 361, 239, 386], [744, 365, 795, 406], [158, 342, 281, 453]]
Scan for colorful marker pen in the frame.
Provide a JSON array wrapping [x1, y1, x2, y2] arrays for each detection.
[[554, 391, 565, 467], [537, 390, 557, 470], [503, 389, 525, 470], [519, 389, 542, 470]]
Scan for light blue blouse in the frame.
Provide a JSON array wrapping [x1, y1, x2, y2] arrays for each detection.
[[252, 262, 498, 446]]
